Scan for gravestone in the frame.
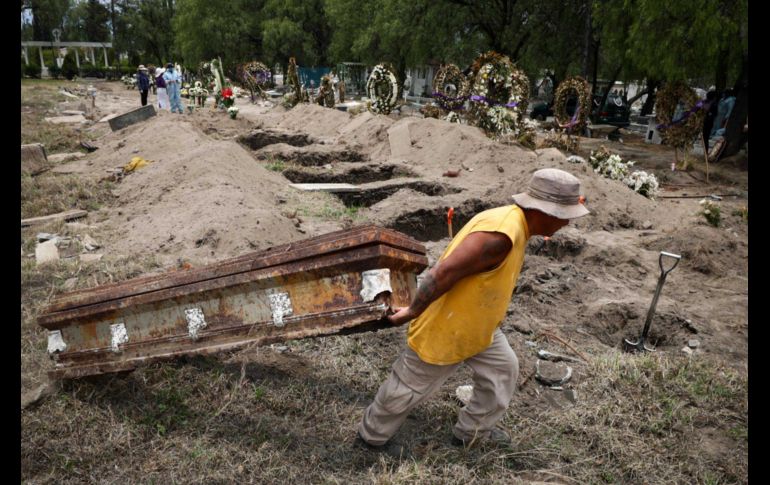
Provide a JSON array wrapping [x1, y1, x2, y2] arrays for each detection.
[[108, 105, 156, 131]]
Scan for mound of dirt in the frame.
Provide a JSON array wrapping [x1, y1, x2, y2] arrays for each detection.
[[58, 115, 315, 265]]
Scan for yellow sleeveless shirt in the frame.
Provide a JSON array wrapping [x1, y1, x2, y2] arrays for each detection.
[[407, 205, 529, 365]]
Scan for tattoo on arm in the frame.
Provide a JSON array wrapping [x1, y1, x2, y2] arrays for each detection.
[[410, 272, 438, 315]]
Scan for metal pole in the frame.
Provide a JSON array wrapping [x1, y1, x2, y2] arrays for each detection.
[[23, 46, 29, 65], [75, 49, 80, 68]]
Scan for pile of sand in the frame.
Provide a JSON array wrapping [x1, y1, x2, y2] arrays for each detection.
[[61, 116, 314, 265]]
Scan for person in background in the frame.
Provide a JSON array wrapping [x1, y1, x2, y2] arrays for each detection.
[[137, 65, 150, 106], [155, 67, 169, 111], [702, 90, 719, 150], [712, 89, 736, 138], [163, 62, 185, 114]]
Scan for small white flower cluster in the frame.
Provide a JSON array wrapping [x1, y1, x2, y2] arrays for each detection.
[[188, 81, 209, 99], [566, 155, 586, 164], [589, 152, 634, 180], [589, 149, 660, 199], [444, 112, 462, 123], [121, 75, 137, 89], [698, 198, 721, 226], [624, 171, 660, 199], [227, 106, 239, 114]]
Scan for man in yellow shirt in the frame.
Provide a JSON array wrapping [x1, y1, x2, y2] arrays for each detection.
[[358, 168, 590, 451]]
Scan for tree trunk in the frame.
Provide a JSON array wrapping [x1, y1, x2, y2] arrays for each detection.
[[719, 55, 748, 159], [714, 47, 728, 92], [582, 0, 592, 78], [641, 79, 659, 116], [591, 39, 600, 99], [626, 86, 650, 106], [596, 64, 622, 118]]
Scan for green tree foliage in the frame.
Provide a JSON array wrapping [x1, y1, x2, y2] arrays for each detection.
[[27, 0, 70, 41], [593, 0, 747, 85], [174, 0, 265, 70], [64, 0, 110, 42], [119, 0, 177, 65], [261, 0, 330, 68]]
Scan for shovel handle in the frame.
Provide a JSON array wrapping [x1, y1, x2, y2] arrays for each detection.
[[659, 251, 681, 277]]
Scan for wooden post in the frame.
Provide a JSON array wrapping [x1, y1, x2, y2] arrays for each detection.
[[38, 47, 44, 68], [702, 134, 710, 184]]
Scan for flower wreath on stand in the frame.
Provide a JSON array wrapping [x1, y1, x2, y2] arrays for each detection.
[[282, 57, 304, 108], [189, 81, 209, 107], [468, 51, 530, 138], [366, 64, 399, 115], [655, 81, 706, 169], [238, 61, 272, 103], [316, 75, 335, 108], [553, 76, 591, 135], [549, 76, 591, 153], [432, 64, 470, 114]]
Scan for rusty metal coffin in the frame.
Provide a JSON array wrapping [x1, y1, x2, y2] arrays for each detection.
[[38, 225, 428, 379]]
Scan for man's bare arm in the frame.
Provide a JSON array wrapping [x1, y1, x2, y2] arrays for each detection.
[[387, 231, 512, 325]]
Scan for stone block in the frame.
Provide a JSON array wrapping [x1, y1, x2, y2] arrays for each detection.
[[108, 105, 157, 131]]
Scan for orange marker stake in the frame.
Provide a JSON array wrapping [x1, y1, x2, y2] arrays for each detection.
[[447, 207, 455, 238]]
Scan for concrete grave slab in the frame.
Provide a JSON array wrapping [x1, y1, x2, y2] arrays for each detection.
[[35, 240, 59, 266], [21, 143, 48, 175], [48, 152, 86, 164], [45, 114, 87, 124], [289, 183, 361, 193], [387, 120, 414, 158], [108, 104, 157, 131]]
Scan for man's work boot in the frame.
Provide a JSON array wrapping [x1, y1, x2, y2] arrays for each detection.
[[355, 431, 411, 459], [452, 427, 512, 448]]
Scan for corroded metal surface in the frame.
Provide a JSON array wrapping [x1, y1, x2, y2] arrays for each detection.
[[38, 226, 428, 379]]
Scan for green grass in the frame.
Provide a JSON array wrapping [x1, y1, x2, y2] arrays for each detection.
[[265, 160, 286, 172]]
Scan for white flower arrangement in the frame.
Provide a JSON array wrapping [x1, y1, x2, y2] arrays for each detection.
[[227, 106, 239, 119], [623, 170, 660, 199], [468, 53, 529, 138], [589, 148, 659, 199], [589, 152, 634, 180], [366, 64, 399, 114]]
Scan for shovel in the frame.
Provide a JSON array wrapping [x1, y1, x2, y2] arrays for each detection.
[[624, 251, 681, 352]]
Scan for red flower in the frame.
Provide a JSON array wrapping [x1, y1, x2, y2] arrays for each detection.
[[222, 88, 233, 98]]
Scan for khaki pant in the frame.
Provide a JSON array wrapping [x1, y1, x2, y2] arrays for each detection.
[[359, 328, 519, 445]]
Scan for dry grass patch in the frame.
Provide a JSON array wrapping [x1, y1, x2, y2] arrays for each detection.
[[21, 79, 94, 153], [21, 173, 116, 219], [21, 255, 163, 392]]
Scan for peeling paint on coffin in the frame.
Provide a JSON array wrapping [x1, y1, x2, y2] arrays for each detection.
[[47, 330, 67, 354], [268, 290, 293, 327], [185, 307, 207, 340], [360, 269, 393, 302], [110, 323, 128, 352]]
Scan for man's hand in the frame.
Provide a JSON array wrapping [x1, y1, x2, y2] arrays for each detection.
[[387, 307, 415, 326]]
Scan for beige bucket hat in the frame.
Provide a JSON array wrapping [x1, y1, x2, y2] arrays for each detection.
[[512, 168, 590, 219], [138, 65, 148, 71]]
